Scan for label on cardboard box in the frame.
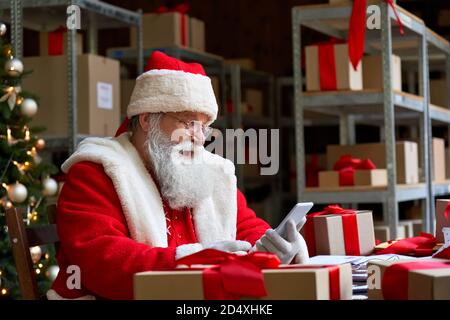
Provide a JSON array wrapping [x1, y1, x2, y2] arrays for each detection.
[[97, 82, 113, 110]]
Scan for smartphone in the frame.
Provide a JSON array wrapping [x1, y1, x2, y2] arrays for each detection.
[[275, 202, 313, 239]]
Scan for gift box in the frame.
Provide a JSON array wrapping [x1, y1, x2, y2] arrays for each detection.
[[374, 224, 406, 242], [354, 169, 387, 186], [130, 12, 190, 49], [23, 54, 120, 137], [134, 250, 353, 300], [362, 55, 402, 91], [302, 205, 375, 256], [305, 43, 363, 92], [430, 79, 449, 107], [189, 17, 205, 52], [318, 171, 340, 188], [39, 29, 83, 56], [367, 258, 450, 300], [435, 199, 450, 243], [326, 142, 419, 184], [243, 89, 263, 116]]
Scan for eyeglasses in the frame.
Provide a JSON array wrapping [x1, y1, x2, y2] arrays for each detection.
[[165, 113, 213, 138]]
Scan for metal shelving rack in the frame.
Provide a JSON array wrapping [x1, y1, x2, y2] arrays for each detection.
[[292, 1, 450, 238], [1, 0, 144, 154]]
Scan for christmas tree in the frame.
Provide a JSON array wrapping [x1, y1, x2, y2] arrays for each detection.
[[0, 23, 59, 299]]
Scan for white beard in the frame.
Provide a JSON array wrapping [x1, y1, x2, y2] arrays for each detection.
[[145, 126, 215, 210]]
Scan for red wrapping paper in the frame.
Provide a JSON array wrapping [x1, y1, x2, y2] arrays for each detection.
[[48, 26, 67, 56], [304, 205, 361, 256]]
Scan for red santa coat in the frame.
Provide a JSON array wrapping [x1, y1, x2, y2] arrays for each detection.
[[48, 134, 271, 300]]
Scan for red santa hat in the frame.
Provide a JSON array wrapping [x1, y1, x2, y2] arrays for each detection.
[[115, 51, 218, 137]]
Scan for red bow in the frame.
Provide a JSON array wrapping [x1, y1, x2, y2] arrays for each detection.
[[348, 0, 404, 71], [374, 232, 437, 257], [382, 261, 450, 300], [176, 249, 280, 299], [304, 205, 361, 256], [333, 155, 377, 186]]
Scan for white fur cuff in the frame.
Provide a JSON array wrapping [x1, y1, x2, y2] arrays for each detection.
[[175, 243, 204, 260]]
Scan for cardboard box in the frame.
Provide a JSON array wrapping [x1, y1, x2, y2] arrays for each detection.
[[189, 17, 205, 52], [303, 210, 375, 256], [120, 79, 135, 120], [244, 89, 263, 116], [362, 55, 402, 91], [134, 263, 353, 300], [399, 220, 415, 238], [225, 58, 255, 70], [326, 142, 419, 184], [23, 54, 120, 137], [354, 169, 387, 186], [305, 43, 363, 91], [318, 171, 340, 188], [39, 31, 83, 56], [430, 79, 449, 107], [374, 225, 406, 242], [432, 138, 446, 182], [130, 12, 190, 49], [435, 199, 450, 243], [367, 258, 450, 300]]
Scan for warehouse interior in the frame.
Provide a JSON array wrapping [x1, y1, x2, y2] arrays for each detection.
[[1, 0, 450, 301]]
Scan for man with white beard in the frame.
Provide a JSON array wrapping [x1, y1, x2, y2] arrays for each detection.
[[47, 51, 309, 300]]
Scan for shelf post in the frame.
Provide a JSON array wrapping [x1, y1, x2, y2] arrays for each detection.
[[292, 9, 306, 203], [67, 18, 78, 154], [10, 0, 23, 59], [419, 27, 432, 233], [381, 1, 399, 239]]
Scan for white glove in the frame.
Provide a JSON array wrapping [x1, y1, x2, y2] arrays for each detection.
[[175, 243, 204, 260], [206, 240, 251, 254], [253, 219, 309, 264]]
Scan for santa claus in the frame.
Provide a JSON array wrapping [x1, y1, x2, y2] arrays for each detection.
[[47, 51, 309, 300]]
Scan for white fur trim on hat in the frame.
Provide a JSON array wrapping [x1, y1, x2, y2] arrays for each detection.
[[127, 69, 218, 124]]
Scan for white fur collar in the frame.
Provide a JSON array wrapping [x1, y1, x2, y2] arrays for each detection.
[[61, 133, 237, 247]]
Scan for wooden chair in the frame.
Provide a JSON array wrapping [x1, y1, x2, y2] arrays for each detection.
[[5, 204, 58, 300]]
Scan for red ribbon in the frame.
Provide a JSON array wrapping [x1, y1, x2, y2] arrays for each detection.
[[348, 0, 404, 71], [374, 233, 437, 257], [333, 155, 377, 186], [382, 261, 450, 300], [304, 205, 361, 256], [48, 26, 67, 56], [154, 3, 189, 47], [318, 44, 338, 90], [434, 246, 450, 259], [176, 249, 343, 300]]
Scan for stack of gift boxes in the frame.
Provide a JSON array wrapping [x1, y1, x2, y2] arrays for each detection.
[[23, 29, 121, 137]]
